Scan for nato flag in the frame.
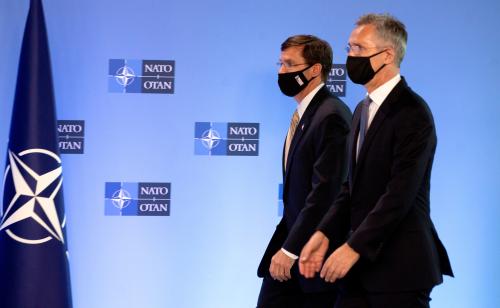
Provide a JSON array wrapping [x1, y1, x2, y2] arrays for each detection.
[[0, 0, 72, 307]]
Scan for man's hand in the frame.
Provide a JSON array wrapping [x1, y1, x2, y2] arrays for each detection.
[[270, 250, 295, 282], [320, 243, 360, 283], [299, 231, 329, 278]]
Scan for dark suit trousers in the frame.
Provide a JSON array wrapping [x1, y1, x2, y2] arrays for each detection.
[[335, 275, 432, 308], [257, 277, 337, 308], [335, 289, 432, 308]]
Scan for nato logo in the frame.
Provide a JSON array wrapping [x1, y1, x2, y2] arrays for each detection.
[[326, 64, 346, 97], [1, 149, 66, 245], [57, 120, 84, 154], [108, 59, 175, 94], [278, 183, 284, 217], [105, 182, 171, 216], [194, 122, 259, 156]]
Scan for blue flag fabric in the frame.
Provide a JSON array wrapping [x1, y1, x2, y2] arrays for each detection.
[[0, 0, 72, 307]]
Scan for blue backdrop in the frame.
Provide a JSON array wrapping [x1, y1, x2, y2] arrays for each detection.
[[1, 0, 499, 307]]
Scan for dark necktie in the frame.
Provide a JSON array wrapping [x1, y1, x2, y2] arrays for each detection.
[[357, 96, 372, 158]]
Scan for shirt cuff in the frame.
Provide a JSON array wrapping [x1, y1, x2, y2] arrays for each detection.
[[281, 248, 298, 260]]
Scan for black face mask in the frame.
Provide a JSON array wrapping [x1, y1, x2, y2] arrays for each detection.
[[278, 65, 315, 97], [346, 49, 387, 85]]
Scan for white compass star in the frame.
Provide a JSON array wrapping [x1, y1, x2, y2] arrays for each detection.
[[1, 150, 65, 244], [115, 66, 135, 86], [111, 188, 131, 210], [201, 129, 221, 150]]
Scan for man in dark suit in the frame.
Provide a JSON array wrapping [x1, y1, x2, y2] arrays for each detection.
[[256, 35, 352, 307], [299, 14, 453, 308]]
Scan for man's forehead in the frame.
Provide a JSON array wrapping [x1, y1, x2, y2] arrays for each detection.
[[281, 45, 305, 59], [350, 24, 377, 43]]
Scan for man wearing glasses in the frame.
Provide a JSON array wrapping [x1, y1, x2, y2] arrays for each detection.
[[299, 14, 453, 308], [257, 35, 351, 307]]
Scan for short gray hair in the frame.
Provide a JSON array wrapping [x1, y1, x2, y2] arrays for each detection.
[[356, 13, 407, 66]]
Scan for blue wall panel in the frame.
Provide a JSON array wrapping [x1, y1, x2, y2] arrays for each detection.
[[1, 0, 499, 307]]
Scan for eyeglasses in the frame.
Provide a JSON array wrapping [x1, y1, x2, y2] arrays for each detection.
[[276, 61, 309, 69], [345, 44, 386, 54]]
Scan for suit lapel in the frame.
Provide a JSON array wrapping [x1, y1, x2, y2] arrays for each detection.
[[353, 78, 408, 182], [281, 139, 286, 178], [284, 86, 328, 182], [354, 104, 388, 167], [349, 103, 362, 189]]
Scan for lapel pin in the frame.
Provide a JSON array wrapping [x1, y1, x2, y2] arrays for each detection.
[[301, 124, 305, 130]]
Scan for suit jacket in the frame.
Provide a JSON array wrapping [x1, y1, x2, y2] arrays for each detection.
[[319, 77, 454, 293], [258, 86, 352, 292]]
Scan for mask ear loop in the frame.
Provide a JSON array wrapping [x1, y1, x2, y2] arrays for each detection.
[[303, 63, 321, 82], [369, 49, 388, 74], [373, 63, 386, 74]]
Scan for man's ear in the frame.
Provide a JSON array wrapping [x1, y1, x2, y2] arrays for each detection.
[[312, 63, 322, 78], [384, 48, 396, 65]]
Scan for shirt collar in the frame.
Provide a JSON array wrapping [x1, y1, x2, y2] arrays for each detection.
[[367, 74, 401, 107], [297, 83, 324, 118]]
